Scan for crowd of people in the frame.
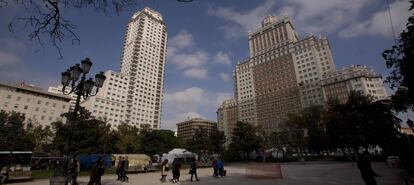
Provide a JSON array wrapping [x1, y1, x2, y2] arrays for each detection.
[[158, 156, 225, 184], [116, 156, 129, 182]]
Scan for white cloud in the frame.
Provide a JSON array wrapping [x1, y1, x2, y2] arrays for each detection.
[[164, 87, 205, 112], [208, 0, 409, 38], [282, 0, 373, 34], [161, 87, 233, 130], [167, 30, 211, 80], [183, 68, 208, 79], [169, 30, 195, 50], [214, 93, 233, 107], [339, 0, 411, 38], [208, 0, 278, 38], [213, 51, 231, 66], [169, 50, 209, 70], [219, 73, 230, 81]]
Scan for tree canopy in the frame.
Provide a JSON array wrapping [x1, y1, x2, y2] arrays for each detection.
[[382, 1, 414, 111]]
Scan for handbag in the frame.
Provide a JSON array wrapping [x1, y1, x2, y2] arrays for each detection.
[[189, 170, 193, 174]]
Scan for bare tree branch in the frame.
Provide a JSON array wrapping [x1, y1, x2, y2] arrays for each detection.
[[3, 0, 192, 58]]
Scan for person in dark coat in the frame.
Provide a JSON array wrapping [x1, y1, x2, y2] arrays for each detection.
[[87, 159, 101, 185], [70, 156, 79, 185], [171, 159, 181, 183], [190, 161, 200, 181], [96, 158, 104, 185], [116, 156, 123, 181], [212, 159, 217, 177], [123, 156, 129, 182], [357, 151, 380, 185]]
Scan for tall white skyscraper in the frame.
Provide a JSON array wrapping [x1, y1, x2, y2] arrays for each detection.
[[51, 7, 167, 129], [119, 7, 167, 129]]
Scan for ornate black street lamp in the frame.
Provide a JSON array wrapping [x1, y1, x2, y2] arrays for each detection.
[[52, 58, 105, 184], [61, 58, 106, 117]]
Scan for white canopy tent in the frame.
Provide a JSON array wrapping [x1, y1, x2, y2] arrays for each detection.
[[161, 148, 195, 165]]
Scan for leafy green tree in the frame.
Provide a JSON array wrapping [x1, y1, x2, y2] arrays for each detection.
[[115, 123, 141, 154], [382, 1, 414, 111], [51, 108, 117, 154], [209, 130, 226, 154], [0, 111, 33, 151], [187, 127, 211, 154], [139, 129, 183, 155], [25, 121, 53, 153], [280, 114, 306, 157], [230, 121, 263, 157], [281, 106, 328, 156], [325, 91, 401, 153]]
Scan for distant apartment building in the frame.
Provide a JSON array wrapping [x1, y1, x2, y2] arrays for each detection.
[[234, 15, 336, 130], [321, 65, 387, 103], [217, 98, 238, 147], [48, 85, 84, 110], [0, 82, 71, 126], [400, 127, 414, 135], [176, 118, 218, 143], [81, 70, 129, 128]]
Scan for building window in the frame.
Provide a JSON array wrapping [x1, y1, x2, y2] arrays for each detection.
[[24, 105, 28, 110]]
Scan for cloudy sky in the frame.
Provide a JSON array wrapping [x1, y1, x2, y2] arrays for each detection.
[[0, 0, 412, 130]]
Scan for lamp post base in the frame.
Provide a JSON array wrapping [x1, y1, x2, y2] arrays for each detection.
[[49, 176, 68, 185], [50, 157, 69, 185]]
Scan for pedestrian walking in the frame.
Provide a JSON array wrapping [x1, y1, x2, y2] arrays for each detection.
[[70, 156, 80, 185], [357, 151, 380, 185], [87, 158, 102, 185], [96, 158, 105, 185], [216, 158, 225, 177], [160, 159, 168, 182], [212, 158, 217, 177], [116, 156, 123, 181], [189, 161, 200, 181], [122, 156, 129, 182], [171, 159, 181, 183], [119, 157, 126, 182]]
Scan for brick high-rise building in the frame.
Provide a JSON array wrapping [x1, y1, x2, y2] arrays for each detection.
[[234, 15, 336, 131]]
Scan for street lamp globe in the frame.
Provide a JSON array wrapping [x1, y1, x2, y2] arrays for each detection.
[[95, 71, 106, 88], [81, 58, 93, 74], [72, 64, 83, 81], [84, 78, 95, 95], [61, 71, 71, 86]]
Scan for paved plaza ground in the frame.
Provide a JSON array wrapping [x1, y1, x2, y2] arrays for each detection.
[[11, 162, 406, 185]]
